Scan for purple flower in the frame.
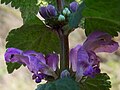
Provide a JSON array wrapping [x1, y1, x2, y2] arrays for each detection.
[[47, 5, 57, 17], [69, 1, 79, 12], [4, 48, 29, 65], [4, 48, 59, 83], [69, 45, 81, 71], [5, 48, 23, 62], [72, 46, 100, 81], [32, 73, 46, 83], [39, 5, 57, 19], [39, 7, 49, 19], [70, 31, 119, 82], [83, 31, 119, 53], [46, 53, 59, 71]]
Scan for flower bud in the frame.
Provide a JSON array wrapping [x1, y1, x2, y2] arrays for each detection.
[[58, 14, 65, 21], [60, 70, 70, 78], [47, 5, 57, 17], [70, 1, 79, 12], [62, 7, 71, 16], [39, 6, 49, 19]]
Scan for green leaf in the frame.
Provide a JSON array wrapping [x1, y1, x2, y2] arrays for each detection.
[[80, 73, 111, 90], [6, 62, 21, 73], [36, 78, 80, 90], [36, 73, 111, 90], [68, 1, 85, 29], [83, 0, 120, 36], [6, 16, 60, 73], [6, 16, 60, 54], [1, 0, 39, 23]]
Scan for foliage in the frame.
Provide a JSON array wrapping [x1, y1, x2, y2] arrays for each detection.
[[36, 78, 80, 90], [68, 1, 85, 29], [83, 0, 120, 36], [5, 16, 60, 73], [1, 0, 119, 90], [36, 73, 111, 90], [6, 16, 60, 54], [6, 62, 21, 73], [80, 73, 111, 90], [1, 0, 38, 23]]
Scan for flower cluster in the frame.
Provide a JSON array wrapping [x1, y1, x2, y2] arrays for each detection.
[[39, 1, 79, 29], [5, 49, 59, 83], [39, 1, 78, 19], [4, 31, 119, 83], [70, 31, 119, 81]]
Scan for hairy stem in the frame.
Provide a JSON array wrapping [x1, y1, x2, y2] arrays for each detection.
[[56, 0, 69, 72], [56, 0, 64, 12], [58, 29, 69, 72]]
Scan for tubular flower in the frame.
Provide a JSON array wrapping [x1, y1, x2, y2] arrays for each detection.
[[39, 4, 57, 19], [69, 1, 79, 12], [83, 31, 119, 53], [4, 48, 59, 83], [70, 31, 119, 82]]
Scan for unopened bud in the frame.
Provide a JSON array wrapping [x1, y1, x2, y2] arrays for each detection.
[[47, 5, 57, 17], [39, 6, 49, 19], [70, 1, 79, 12], [60, 70, 70, 78], [62, 7, 71, 16], [58, 14, 65, 21]]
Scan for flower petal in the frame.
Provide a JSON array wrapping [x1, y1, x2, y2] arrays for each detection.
[[23, 51, 46, 64], [83, 31, 119, 53], [69, 45, 81, 71], [94, 41, 119, 53], [45, 53, 59, 71], [26, 54, 57, 79], [76, 46, 89, 81], [83, 66, 94, 77], [4, 48, 23, 62], [76, 47, 100, 82]]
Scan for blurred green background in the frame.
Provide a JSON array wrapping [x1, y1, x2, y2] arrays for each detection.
[[0, 3, 120, 90]]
